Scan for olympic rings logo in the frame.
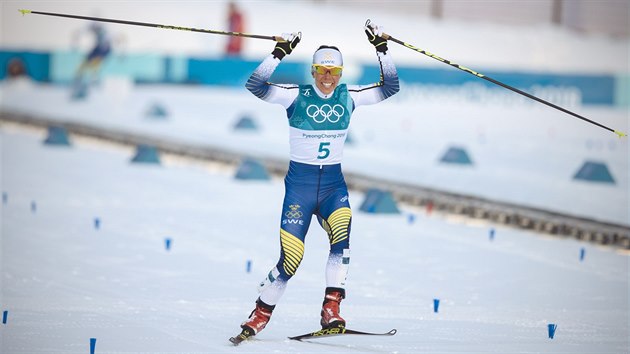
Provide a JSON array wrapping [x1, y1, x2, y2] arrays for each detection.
[[306, 104, 345, 123], [285, 210, 303, 219], [285, 204, 303, 219]]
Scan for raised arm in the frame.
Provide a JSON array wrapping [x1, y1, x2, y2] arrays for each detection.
[[245, 33, 301, 108], [348, 22, 400, 107]]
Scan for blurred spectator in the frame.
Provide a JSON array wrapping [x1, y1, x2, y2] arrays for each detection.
[[71, 21, 112, 97], [225, 2, 246, 56], [6, 57, 27, 78], [76, 22, 111, 84]]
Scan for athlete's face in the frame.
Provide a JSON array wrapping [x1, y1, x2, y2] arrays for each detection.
[[312, 65, 342, 95]]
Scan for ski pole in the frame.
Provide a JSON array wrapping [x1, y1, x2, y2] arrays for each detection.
[[18, 9, 285, 41], [372, 21, 627, 138]]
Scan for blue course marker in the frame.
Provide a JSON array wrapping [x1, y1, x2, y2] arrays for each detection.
[[580, 247, 586, 262], [246, 260, 252, 273], [433, 299, 440, 313], [90, 338, 97, 354], [165, 238, 172, 251], [548, 324, 557, 339], [2, 310, 7, 324]]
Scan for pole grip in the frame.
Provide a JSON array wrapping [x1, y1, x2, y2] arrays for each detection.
[[366, 19, 392, 41], [273, 32, 302, 43]]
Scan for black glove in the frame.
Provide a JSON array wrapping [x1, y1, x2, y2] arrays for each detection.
[[272, 32, 301, 60], [365, 22, 388, 54]]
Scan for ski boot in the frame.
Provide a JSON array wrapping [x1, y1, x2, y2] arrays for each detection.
[[320, 287, 346, 329], [229, 298, 275, 345]]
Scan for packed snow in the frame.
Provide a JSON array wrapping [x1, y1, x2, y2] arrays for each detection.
[[1, 126, 628, 353]]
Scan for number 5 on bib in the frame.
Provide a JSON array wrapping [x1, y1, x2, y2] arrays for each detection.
[[318, 142, 331, 159]]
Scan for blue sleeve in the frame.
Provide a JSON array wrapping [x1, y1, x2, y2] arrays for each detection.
[[245, 55, 299, 107], [377, 51, 400, 99], [245, 55, 278, 100], [347, 51, 399, 107]]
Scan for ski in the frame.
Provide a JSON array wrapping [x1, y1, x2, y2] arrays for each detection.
[[230, 326, 397, 345], [229, 327, 255, 346], [289, 327, 397, 341]]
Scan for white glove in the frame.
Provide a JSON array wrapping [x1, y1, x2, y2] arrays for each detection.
[[365, 21, 384, 37], [272, 32, 301, 59], [279, 32, 300, 42], [364, 20, 388, 53]]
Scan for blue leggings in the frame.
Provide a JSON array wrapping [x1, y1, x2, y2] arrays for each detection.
[[276, 161, 351, 281]]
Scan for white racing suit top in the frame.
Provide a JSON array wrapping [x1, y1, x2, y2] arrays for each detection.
[[245, 50, 399, 165]]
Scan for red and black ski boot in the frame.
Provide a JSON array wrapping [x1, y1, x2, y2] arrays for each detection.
[[320, 287, 346, 329], [229, 298, 275, 345]]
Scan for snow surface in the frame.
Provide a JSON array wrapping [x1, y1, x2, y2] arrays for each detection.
[[1, 0, 628, 225], [1, 123, 628, 353]]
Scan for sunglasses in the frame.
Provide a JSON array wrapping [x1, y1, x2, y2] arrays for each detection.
[[312, 64, 343, 76]]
